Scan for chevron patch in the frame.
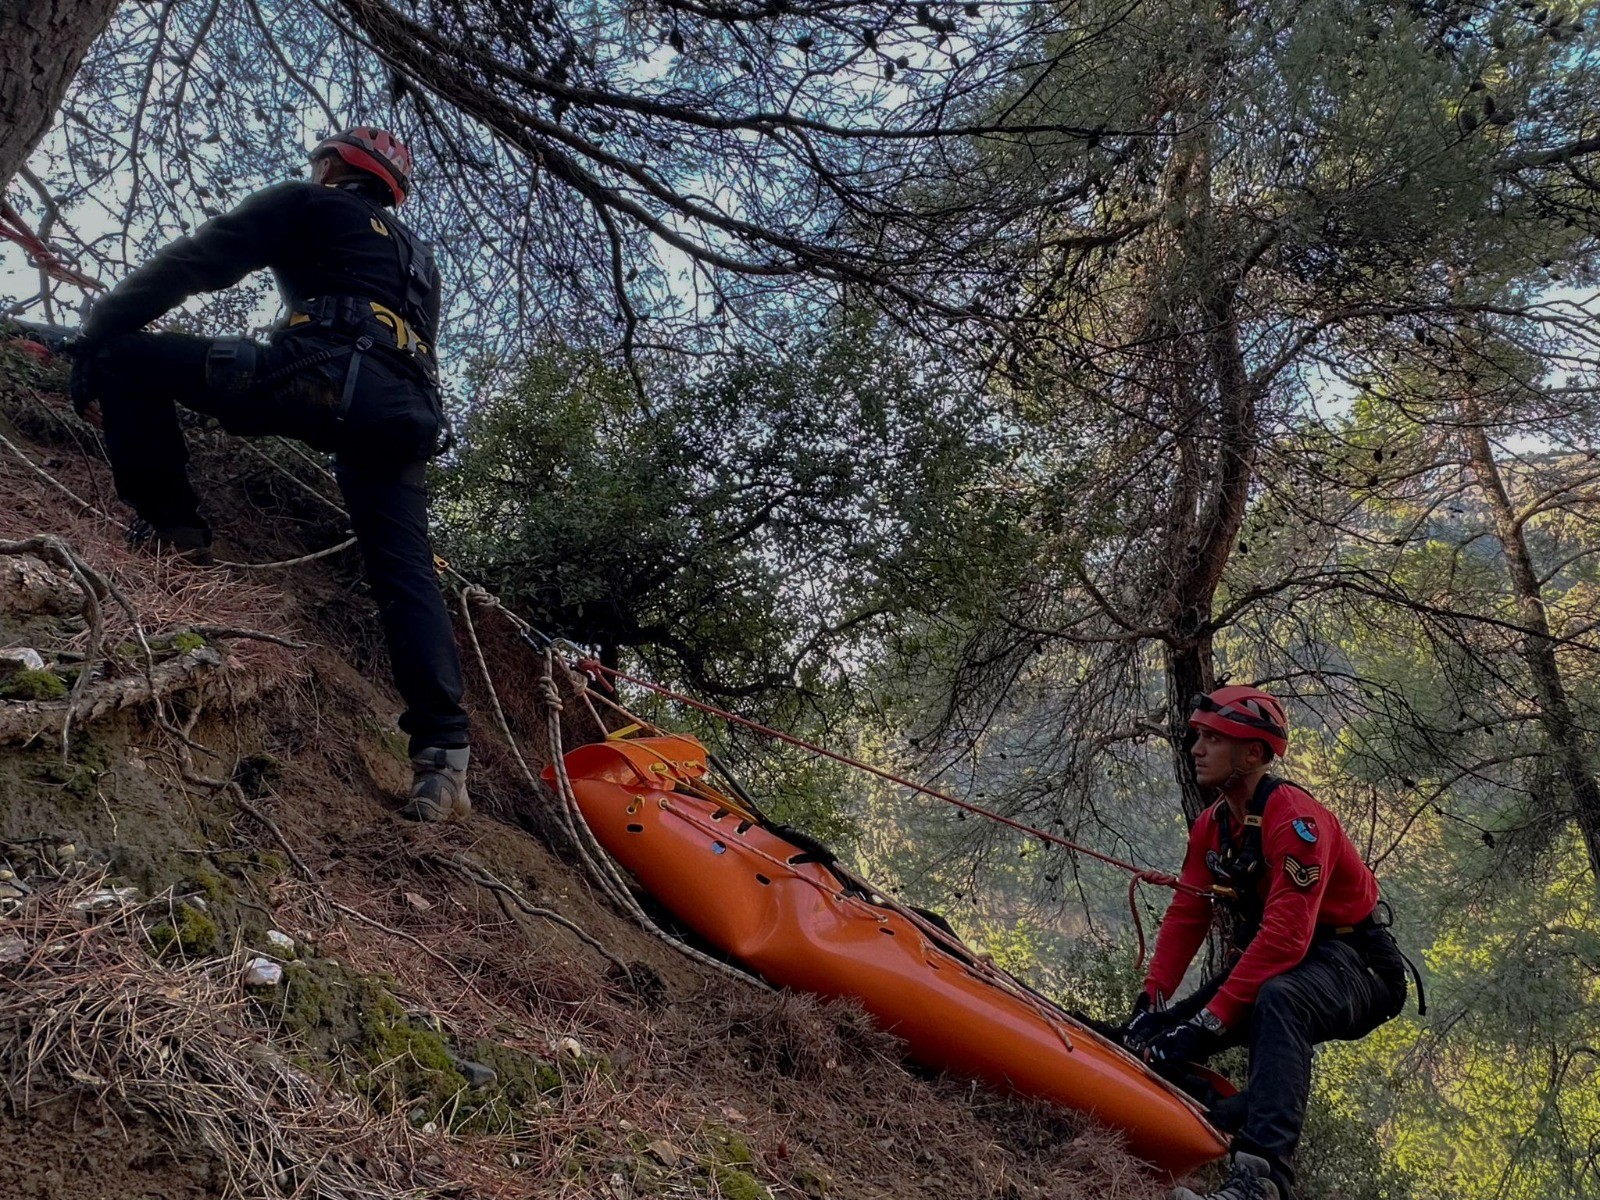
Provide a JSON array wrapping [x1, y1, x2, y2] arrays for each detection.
[[1283, 855, 1322, 889]]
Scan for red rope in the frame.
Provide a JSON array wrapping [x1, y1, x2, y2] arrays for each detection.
[[0, 200, 104, 292], [576, 658, 1214, 929]]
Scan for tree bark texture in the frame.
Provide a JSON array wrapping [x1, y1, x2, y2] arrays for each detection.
[[0, 0, 119, 192], [1463, 411, 1600, 883]]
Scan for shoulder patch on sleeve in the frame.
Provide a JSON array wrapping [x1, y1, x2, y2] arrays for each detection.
[[1283, 855, 1322, 889], [1292, 817, 1318, 843]]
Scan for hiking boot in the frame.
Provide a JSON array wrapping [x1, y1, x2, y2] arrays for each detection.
[[400, 746, 470, 822], [127, 518, 215, 565], [1171, 1152, 1280, 1200]]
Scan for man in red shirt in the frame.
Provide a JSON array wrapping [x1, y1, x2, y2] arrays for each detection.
[[1120, 687, 1410, 1200]]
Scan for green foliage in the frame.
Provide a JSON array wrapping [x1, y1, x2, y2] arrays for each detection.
[[1375, 842, 1600, 1200], [437, 315, 1029, 718], [1298, 1046, 1417, 1200]]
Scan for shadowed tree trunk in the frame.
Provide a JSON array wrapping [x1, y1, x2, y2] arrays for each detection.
[[1147, 78, 1260, 822], [0, 0, 119, 190], [1463, 405, 1600, 884]]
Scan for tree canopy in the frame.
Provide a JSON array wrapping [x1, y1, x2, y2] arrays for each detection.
[[4, 1, 1600, 1195]]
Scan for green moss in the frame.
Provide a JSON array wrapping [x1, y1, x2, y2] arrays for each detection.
[[363, 1007, 467, 1108], [0, 668, 67, 701], [697, 1127, 769, 1200], [251, 850, 289, 876], [362, 717, 411, 765], [34, 731, 113, 803], [379, 727, 410, 763], [148, 905, 221, 957], [264, 956, 579, 1133], [187, 866, 231, 903], [171, 631, 206, 653], [710, 1164, 772, 1200], [273, 957, 360, 1042], [271, 957, 469, 1120], [707, 1128, 754, 1166], [458, 1038, 562, 1117]]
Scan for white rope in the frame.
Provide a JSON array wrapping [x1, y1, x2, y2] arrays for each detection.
[[531, 640, 768, 985]]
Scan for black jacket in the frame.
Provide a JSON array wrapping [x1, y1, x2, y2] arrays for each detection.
[[84, 181, 441, 348]]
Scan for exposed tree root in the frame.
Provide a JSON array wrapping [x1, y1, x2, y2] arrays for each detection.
[[426, 850, 631, 976]]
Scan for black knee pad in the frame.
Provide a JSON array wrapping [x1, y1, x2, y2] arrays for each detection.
[[204, 337, 263, 396]]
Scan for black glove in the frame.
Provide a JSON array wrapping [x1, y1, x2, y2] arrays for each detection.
[[1120, 991, 1176, 1050], [1143, 1012, 1225, 1066], [65, 339, 102, 421]]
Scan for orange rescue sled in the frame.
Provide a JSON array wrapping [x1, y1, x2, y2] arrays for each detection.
[[548, 734, 1227, 1177]]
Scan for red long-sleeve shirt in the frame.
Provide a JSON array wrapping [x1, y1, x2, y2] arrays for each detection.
[[1143, 782, 1378, 1028]]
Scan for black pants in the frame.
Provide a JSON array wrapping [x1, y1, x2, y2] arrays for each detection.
[[92, 331, 469, 754], [1196, 933, 1406, 1200]]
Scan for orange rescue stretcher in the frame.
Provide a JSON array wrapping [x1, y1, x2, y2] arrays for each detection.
[[546, 734, 1228, 1177]]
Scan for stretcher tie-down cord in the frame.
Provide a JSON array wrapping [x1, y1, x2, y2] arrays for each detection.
[[573, 657, 1213, 970], [455, 589, 770, 990]]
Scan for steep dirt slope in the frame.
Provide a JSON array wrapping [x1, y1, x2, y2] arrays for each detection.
[[0, 343, 1167, 1200]]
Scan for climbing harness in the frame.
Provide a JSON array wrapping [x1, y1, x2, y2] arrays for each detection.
[[1206, 775, 1287, 945], [281, 189, 451, 455]]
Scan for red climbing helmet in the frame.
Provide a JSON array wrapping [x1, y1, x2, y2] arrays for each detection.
[[1190, 685, 1288, 758], [310, 126, 413, 205]]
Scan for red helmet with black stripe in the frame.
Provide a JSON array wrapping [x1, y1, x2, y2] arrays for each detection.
[[311, 127, 412, 206], [1190, 686, 1288, 758]]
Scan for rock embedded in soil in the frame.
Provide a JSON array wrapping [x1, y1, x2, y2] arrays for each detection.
[[0, 647, 46, 674], [71, 886, 139, 913], [243, 957, 284, 987], [264, 928, 295, 953], [450, 1057, 497, 1089], [646, 1139, 682, 1167]]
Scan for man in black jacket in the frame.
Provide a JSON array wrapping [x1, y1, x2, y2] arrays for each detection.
[[69, 127, 471, 821]]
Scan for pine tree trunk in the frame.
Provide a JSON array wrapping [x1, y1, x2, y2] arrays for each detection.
[[0, 0, 119, 191], [1462, 408, 1600, 884], [1166, 635, 1217, 820], [1161, 282, 1259, 822]]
